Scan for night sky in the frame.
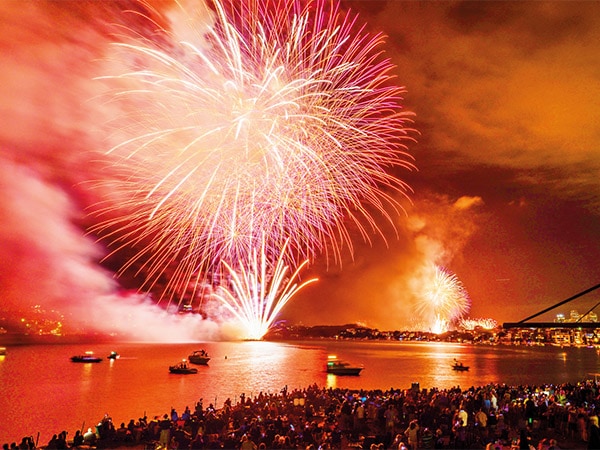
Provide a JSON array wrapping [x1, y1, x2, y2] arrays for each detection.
[[1, 0, 599, 339], [289, 0, 600, 327]]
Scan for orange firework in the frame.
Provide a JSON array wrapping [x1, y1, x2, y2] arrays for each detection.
[[416, 265, 471, 334]]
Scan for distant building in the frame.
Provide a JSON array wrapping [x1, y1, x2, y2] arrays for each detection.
[[551, 329, 571, 345], [555, 310, 597, 324]]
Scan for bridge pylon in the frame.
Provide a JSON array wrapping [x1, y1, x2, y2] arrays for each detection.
[[502, 283, 600, 329]]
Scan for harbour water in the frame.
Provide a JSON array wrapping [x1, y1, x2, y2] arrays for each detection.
[[1, 340, 599, 444]]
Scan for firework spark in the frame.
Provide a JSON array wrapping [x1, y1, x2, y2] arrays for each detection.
[[416, 265, 470, 334], [213, 239, 318, 340], [459, 318, 498, 330], [90, 0, 415, 309]]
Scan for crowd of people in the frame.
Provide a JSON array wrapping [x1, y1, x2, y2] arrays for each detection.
[[5, 379, 600, 449]]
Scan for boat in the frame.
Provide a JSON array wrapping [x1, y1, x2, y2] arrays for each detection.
[[188, 349, 210, 365], [71, 351, 102, 363], [107, 351, 120, 360], [326, 355, 363, 376], [452, 359, 469, 371], [169, 359, 198, 374]]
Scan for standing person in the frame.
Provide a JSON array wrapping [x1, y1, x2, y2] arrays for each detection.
[[588, 415, 600, 450], [524, 396, 536, 429], [391, 434, 408, 450], [158, 414, 172, 448], [475, 408, 489, 443], [490, 390, 498, 412], [452, 414, 468, 449], [340, 399, 353, 433], [82, 428, 96, 446], [172, 425, 191, 449], [421, 428, 434, 449], [518, 429, 532, 450], [17, 438, 29, 450], [458, 404, 469, 428], [567, 405, 578, 440], [385, 405, 400, 441], [71, 430, 84, 448], [354, 401, 367, 435], [55, 431, 67, 450], [404, 420, 420, 450], [240, 434, 257, 450], [578, 409, 589, 443], [46, 434, 58, 449]]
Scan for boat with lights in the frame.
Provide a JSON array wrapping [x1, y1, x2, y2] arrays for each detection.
[[188, 349, 210, 365], [169, 360, 198, 374], [326, 355, 363, 376], [71, 352, 102, 363]]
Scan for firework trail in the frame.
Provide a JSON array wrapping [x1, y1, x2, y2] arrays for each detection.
[[90, 0, 415, 309], [213, 239, 318, 340], [416, 265, 470, 333]]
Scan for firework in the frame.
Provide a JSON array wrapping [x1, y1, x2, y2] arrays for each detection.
[[90, 0, 415, 308], [213, 239, 318, 340], [416, 265, 470, 334], [459, 318, 498, 330]]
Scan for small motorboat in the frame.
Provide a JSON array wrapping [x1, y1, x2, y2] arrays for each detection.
[[107, 351, 120, 360], [169, 359, 198, 374], [71, 352, 102, 363], [326, 355, 363, 376], [188, 349, 210, 365], [452, 359, 469, 371]]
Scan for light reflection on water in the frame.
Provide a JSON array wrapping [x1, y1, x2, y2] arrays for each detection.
[[1, 340, 599, 443]]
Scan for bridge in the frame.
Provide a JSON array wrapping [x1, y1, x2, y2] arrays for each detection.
[[502, 282, 600, 329]]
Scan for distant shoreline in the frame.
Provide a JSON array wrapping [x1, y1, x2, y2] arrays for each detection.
[[2, 323, 599, 348], [0, 333, 121, 346]]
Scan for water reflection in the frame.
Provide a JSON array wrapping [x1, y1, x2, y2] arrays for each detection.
[[220, 341, 301, 398], [244, 340, 290, 362], [3, 340, 600, 444], [326, 373, 338, 390], [79, 360, 96, 395], [429, 342, 459, 378]]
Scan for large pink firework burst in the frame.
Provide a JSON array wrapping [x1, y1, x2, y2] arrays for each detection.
[[91, 0, 415, 306]]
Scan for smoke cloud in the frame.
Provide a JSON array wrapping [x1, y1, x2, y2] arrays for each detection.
[[287, 193, 485, 330], [0, 0, 233, 341]]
